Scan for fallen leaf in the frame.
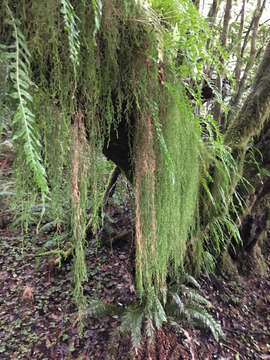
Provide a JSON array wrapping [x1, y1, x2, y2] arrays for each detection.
[[22, 286, 34, 302]]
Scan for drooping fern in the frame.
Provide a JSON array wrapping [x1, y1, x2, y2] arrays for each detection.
[[91, 0, 103, 40], [60, 0, 80, 83], [6, 9, 48, 205], [195, 112, 244, 268]]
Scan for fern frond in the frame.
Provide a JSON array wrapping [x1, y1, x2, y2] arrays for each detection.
[[83, 298, 121, 318], [186, 306, 224, 341], [6, 10, 48, 202], [180, 285, 212, 307], [167, 278, 223, 341], [145, 315, 155, 339], [152, 297, 167, 330], [120, 306, 144, 349], [91, 0, 103, 40], [60, 0, 80, 81], [171, 293, 184, 313], [182, 273, 201, 289]]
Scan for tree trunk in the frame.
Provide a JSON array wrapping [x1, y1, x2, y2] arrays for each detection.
[[225, 40, 270, 153], [224, 41, 270, 272], [237, 120, 270, 254]]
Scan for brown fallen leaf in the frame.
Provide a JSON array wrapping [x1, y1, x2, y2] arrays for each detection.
[[22, 286, 34, 302]]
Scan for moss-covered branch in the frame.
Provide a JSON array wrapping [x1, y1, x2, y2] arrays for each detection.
[[225, 40, 270, 151]]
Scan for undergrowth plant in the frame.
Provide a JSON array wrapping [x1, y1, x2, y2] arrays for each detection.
[[0, 0, 243, 335], [83, 273, 223, 351], [6, 9, 48, 204], [166, 274, 223, 342]]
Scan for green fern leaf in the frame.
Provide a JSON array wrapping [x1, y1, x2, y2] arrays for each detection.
[[145, 316, 155, 339], [187, 307, 224, 341], [6, 9, 49, 200], [152, 297, 167, 330], [91, 0, 103, 39], [180, 285, 212, 307], [120, 306, 144, 349], [182, 273, 201, 289], [171, 293, 184, 314], [83, 298, 121, 318], [60, 0, 80, 81]]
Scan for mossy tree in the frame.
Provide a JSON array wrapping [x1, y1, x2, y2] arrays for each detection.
[[199, 0, 270, 272], [0, 0, 207, 312], [224, 41, 270, 269], [0, 0, 269, 324]]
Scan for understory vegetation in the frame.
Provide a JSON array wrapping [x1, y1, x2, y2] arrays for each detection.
[[0, 0, 270, 357]]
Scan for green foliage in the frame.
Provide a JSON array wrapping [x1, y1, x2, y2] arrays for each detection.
[[84, 296, 167, 349], [150, 0, 226, 85], [91, 0, 103, 40], [60, 0, 80, 83], [0, 0, 241, 334], [84, 274, 223, 350], [5, 10, 48, 204], [83, 298, 121, 317], [166, 275, 224, 341], [0, 48, 11, 139], [185, 110, 244, 274], [121, 306, 145, 348]]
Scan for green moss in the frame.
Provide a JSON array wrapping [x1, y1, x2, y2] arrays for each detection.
[[220, 251, 239, 280], [0, 0, 223, 309]]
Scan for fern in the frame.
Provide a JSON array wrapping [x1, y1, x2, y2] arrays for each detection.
[[83, 298, 121, 317], [180, 285, 212, 307], [171, 293, 184, 313], [84, 275, 223, 349], [84, 296, 167, 349], [60, 0, 80, 82], [91, 0, 103, 40], [6, 10, 48, 204], [84, 299, 144, 349], [121, 306, 144, 349], [151, 297, 167, 330], [120, 298, 167, 348], [186, 306, 223, 342], [167, 275, 224, 341], [182, 273, 201, 289]]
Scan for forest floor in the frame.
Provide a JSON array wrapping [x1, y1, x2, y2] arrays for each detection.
[[0, 159, 270, 360]]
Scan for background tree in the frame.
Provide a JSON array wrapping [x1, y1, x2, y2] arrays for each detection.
[[197, 0, 270, 273]]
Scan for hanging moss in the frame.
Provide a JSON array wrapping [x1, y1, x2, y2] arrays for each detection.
[[134, 80, 200, 300], [0, 0, 221, 310]]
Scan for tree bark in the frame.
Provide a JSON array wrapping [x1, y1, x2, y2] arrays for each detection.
[[223, 41, 270, 265], [235, 118, 270, 255], [225, 40, 270, 152]]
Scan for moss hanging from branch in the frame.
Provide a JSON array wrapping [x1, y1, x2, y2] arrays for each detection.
[[0, 0, 224, 309], [71, 108, 89, 314], [134, 81, 200, 301]]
